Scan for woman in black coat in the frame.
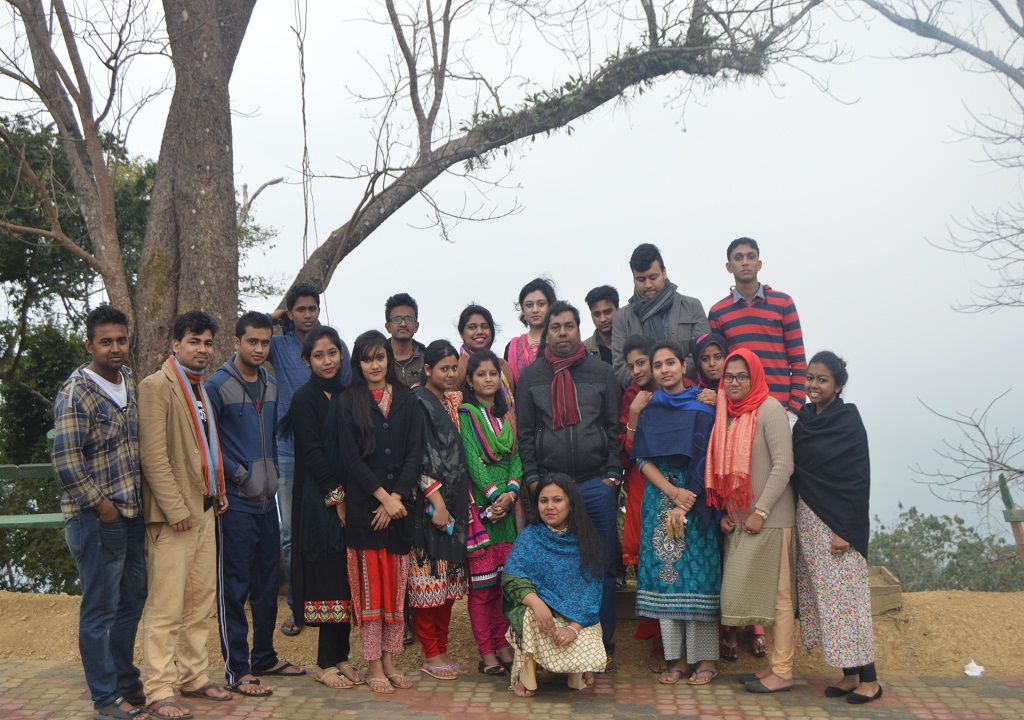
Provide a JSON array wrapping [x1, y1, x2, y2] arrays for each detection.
[[338, 330, 424, 694]]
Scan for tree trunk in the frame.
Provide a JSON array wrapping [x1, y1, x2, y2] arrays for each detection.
[[135, 0, 257, 373]]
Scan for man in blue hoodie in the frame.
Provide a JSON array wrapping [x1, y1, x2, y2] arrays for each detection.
[[207, 312, 305, 696], [269, 283, 351, 636]]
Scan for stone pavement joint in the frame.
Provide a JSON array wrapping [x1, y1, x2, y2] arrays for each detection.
[[4, 662, 1022, 720]]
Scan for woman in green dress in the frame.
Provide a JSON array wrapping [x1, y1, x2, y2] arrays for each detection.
[[458, 349, 521, 675]]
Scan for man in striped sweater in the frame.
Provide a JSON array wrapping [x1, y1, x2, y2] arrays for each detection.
[[708, 238, 806, 424]]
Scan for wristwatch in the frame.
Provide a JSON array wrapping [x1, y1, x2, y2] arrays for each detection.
[[753, 508, 769, 520]]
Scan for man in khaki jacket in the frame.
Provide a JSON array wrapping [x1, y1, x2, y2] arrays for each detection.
[[139, 310, 231, 716]]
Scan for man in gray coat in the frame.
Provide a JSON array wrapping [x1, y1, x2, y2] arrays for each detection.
[[610, 243, 710, 388]]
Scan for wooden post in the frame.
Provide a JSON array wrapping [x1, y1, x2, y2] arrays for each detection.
[[998, 473, 1024, 568]]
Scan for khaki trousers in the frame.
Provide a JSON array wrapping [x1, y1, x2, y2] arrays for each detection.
[[763, 527, 795, 679], [142, 508, 216, 702]]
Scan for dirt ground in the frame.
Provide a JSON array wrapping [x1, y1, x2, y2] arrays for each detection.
[[2, 589, 1021, 678]]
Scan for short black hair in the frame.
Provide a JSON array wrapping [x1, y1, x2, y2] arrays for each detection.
[[629, 243, 665, 273], [808, 350, 849, 389], [584, 285, 619, 310], [86, 305, 129, 341], [235, 310, 272, 339], [623, 334, 652, 360], [727, 237, 760, 260], [172, 310, 218, 341], [385, 293, 418, 321], [544, 300, 581, 328], [285, 283, 320, 311]]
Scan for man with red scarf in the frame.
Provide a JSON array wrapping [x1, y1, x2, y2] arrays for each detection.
[[139, 310, 231, 717], [515, 301, 623, 667]]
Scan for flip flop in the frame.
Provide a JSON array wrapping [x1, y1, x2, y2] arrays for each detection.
[[180, 683, 232, 701], [121, 690, 147, 707], [147, 700, 193, 719], [93, 704, 149, 720], [386, 673, 413, 689], [421, 665, 458, 681], [336, 662, 366, 685], [225, 679, 273, 697], [313, 667, 353, 689], [511, 682, 535, 697], [254, 661, 305, 676], [478, 661, 505, 676], [279, 617, 302, 637], [720, 637, 738, 662], [688, 668, 719, 685], [659, 668, 687, 685], [367, 677, 395, 695]]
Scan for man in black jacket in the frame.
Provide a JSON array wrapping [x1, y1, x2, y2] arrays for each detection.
[[516, 301, 623, 664]]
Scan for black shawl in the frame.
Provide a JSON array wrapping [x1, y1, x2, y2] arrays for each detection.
[[791, 398, 871, 558], [413, 387, 469, 564]]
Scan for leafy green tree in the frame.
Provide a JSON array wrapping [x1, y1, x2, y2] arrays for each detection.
[[870, 504, 1024, 592], [0, 322, 87, 593]]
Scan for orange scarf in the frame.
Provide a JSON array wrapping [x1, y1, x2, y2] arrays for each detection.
[[706, 348, 770, 513]]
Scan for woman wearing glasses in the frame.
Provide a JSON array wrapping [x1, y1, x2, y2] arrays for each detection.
[[706, 349, 795, 695]]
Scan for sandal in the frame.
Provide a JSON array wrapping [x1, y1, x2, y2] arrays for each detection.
[[720, 636, 738, 662], [313, 667, 353, 689], [511, 682, 535, 698], [254, 661, 305, 676], [659, 667, 690, 685], [121, 690, 147, 707], [225, 678, 273, 697], [93, 703, 149, 720], [688, 668, 719, 685], [478, 660, 506, 676], [751, 634, 767, 658], [336, 661, 366, 685], [367, 676, 395, 695], [386, 673, 413, 689], [147, 700, 192, 719], [421, 665, 458, 680], [180, 683, 231, 701], [279, 617, 302, 637], [647, 651, 667, 673]]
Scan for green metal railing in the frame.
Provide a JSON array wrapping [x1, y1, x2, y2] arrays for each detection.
[[999, 473, 1024, 568], [0, 463, 64, 529]]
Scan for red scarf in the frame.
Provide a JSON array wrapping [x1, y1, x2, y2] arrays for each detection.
[[544, 343, 586, 430], [706, 348, 770, 513]]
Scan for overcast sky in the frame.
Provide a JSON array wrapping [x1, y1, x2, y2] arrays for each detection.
[[7, 2, 1023, 534]]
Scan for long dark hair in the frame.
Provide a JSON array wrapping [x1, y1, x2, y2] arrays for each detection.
[[533, 473, 605, 581], [301, 325, 344, 362], [516, 277, 556, 326], [463, 349, 509, 417], [346, 329, 400, 457], [423, 339, 459, 392]]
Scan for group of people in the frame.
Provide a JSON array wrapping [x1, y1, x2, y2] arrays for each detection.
[[53, 237, 881, 720]]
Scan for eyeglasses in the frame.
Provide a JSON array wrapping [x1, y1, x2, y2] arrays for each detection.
[[388, 315, 418, 325], [722, 373, 751, 384]]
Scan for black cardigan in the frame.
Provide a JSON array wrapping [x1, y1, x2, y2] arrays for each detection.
[[338, 383, 424, 553]]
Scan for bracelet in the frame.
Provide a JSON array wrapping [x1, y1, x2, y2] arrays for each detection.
[[566, 626, 579, 638], [626, 422, 636, 432]]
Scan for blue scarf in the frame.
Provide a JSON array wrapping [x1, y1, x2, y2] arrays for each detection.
[[631, 386, 716, 525], [504, 523, 601, 627]]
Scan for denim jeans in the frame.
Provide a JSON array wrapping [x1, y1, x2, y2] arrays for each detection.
[[277, 454, 297, 622], [577, 476, 618, 655], [65, 511, 147, 709]]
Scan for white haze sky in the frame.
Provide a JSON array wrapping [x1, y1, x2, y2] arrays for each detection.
[[5, 2, 1022, 534]]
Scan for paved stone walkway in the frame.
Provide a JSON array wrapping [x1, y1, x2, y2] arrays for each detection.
[[3, 662, 1022, 720]]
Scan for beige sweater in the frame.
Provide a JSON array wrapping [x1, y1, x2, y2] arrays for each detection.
[[727, 396, 795, 529]]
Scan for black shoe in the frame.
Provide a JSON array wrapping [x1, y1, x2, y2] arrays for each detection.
[[734, 673, 759, 684], [846, 687, 883, 704], [744, 679, 792, 694], [825, 685, 854, 698]]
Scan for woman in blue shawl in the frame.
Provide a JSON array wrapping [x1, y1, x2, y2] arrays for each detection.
[[501, 473, 606, 697], [633, 341, 721, 686]]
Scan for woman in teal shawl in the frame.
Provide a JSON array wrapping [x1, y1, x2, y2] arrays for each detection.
[[632, 342, 721, 686], [501, 473, 606, 697]]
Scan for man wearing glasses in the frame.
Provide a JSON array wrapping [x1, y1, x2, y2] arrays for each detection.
[[385, 293, 426, 388]]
